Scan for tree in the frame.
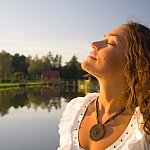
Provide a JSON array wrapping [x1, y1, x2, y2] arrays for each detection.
[[46, 51, 62, 69], [41, 55, 52, 70], [27, 56, 53, 80], [11, 53, 29, 74], [28, 59, 43, 76], [61, 55, 86, 79], [0, 51, 13, 79]]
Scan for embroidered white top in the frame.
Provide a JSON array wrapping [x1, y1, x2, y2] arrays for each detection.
[[57, 93, 150, 150]]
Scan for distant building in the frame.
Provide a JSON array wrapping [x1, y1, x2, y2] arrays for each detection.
[[41, 70, 60, 82], [78, 73, 98, 93], [82, 73, 92, 82]]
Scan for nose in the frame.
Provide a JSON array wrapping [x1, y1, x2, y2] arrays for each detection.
[[91, 41, 101, 51]]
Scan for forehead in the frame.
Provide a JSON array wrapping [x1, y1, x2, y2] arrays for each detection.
[[106, 26, 126, 41], [110, 26, 126, 35]]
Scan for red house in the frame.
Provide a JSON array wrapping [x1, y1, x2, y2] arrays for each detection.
[[41, 70, 60, 82]]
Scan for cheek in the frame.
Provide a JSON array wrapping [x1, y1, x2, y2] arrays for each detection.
[[97, 49, 115, 63], [97, 49, 124, 71]]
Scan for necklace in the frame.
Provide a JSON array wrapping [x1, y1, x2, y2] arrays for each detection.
[[89, 97, 125, 141]]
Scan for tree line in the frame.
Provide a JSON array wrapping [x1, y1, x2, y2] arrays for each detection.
[[0, 50, 86, 82]]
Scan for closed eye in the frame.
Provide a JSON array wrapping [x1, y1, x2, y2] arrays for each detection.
[[106, 42, 115, 46]]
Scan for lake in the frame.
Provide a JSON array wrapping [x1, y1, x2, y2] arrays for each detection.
[[0, 87, 86, 150]]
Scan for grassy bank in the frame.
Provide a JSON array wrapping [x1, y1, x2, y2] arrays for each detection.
[[0, 82, 43, 88]]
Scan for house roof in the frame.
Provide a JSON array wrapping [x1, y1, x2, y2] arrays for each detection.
[[82, 73, 91, 78], [42, 70, 60, 78]]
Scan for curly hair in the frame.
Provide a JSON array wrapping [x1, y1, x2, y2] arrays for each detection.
[[122, 21, 150, 135]]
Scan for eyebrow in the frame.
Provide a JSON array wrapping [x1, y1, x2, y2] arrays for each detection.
[[104, 33, 122, 42]]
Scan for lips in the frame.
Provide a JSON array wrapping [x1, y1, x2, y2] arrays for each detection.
[[88, 55, 97, 60], [88, 51, 97, 60]]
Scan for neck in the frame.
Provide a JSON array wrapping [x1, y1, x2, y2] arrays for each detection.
[[97, 74, 128, 115]]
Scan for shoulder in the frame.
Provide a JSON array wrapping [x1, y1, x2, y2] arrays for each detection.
[[57, 93, 98, 149], [63, 92, 99, 114], [125, 107, 150, 150], [58, 92, 98, 129], [135, 107, 150, 149]]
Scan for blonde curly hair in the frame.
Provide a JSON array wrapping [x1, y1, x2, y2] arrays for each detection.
[[123, 21, 150, 135]]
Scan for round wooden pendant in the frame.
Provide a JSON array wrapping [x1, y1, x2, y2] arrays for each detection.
[[89, 124, 104, 141]]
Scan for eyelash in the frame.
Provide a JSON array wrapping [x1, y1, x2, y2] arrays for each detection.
[[106, 42, 114, 46]]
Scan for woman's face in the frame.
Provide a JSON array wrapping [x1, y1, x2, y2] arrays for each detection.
[[81, 26, 127, 78]]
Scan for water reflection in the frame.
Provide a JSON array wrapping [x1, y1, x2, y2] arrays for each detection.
[[0, 87, 96, 150], [0, 87, 84, 117]]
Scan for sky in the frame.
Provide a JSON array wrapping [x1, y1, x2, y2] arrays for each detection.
[[0, 0, 150, 64]]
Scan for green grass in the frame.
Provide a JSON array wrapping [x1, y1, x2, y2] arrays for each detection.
[[0, 82, 44, 88], [0, 83, 20, 88]]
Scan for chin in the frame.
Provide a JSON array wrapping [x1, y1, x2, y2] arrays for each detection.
[[81, 61, 97, 77], [81, 61, 105, 79], [81, 60, 90, 71]]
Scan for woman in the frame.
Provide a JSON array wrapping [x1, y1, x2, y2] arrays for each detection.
[[57, 21, 150, 150]]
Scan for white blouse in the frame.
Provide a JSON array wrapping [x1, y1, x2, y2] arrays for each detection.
[[57, 93, 150, 150]]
